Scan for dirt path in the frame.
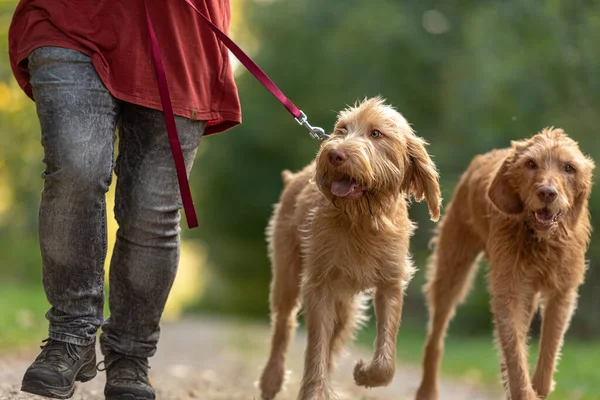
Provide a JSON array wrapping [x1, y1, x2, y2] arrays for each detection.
[[0, 317, 501, 399]]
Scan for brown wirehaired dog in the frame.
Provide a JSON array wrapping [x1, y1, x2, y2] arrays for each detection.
[[258, 97, 441, 400], [415, 128, 595, 400]]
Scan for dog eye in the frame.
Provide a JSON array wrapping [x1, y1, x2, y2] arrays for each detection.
[[525, 160, 537, 170], [370, 130, 382, 138], [565, 163, 576, 173], [335, 128, 348, 136]]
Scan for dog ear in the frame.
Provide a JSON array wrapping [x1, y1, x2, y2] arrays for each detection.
[[568, 192, 590, 229], [487, 156, 524, 215], [567, 156, 595, 227], [401, 134, 441, 221]]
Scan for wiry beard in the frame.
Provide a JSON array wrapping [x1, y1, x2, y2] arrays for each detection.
[[321, 180, 398, 220], [524, 212, 567, 242], [314, 141, 403, 220]]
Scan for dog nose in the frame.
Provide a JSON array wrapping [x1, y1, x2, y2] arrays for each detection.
[[328, 149, 347, 166], [537, 185, 558, 204]]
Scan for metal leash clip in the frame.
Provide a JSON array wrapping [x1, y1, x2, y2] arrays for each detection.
[[295, 110, 329, 142]]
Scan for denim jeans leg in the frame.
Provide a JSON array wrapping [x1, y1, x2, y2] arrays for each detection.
[[100, 103, 206, 357], [28, 46, 121, 345]]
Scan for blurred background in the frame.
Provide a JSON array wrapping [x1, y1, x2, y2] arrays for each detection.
[[1, 0, 599, 398]]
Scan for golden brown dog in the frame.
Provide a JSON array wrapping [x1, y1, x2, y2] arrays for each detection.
[[415, 128, 595, 400], [258, 97, 441, 400]]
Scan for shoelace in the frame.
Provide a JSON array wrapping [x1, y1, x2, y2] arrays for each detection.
[[97, 354, 150, 380], [39, 338, 80, 363]]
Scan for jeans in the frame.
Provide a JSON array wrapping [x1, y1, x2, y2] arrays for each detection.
[[27, 46, 206, 358]]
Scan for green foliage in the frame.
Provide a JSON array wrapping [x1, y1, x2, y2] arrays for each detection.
[[2, 0, 600, 340], [0, 284, 48, 350], [358, 323, 600, 400], [189, 0, 600, 337], [0, 3, 45, 284]]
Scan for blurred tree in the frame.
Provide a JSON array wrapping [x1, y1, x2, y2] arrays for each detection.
[[0, 2, 45, 283], [190, 0, 600, 337], [2, 0, 600, 338]]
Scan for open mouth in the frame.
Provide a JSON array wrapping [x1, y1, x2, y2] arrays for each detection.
[[330, 175, 366, 199], [531, 208, 562, 231]]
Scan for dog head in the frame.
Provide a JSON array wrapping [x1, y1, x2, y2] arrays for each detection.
[[488, 127, 595, 235], [314, 97, 441, 220]]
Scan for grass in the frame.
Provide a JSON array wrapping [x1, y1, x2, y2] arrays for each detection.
[[358, 323, 600, 400], [0, 284, 112, 352], [0, 283, 49, 351]]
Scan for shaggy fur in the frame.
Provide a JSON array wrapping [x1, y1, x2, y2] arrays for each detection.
[[415, 128, 595, 400], [258, 97, 441, 400]]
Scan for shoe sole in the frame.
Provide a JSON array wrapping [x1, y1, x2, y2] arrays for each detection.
[[20, 359, 97, 399], [106, 396, 155, 400]]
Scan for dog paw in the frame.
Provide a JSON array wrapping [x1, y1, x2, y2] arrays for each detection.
[[259, 362, 286, 400], [353, 359, 394, 388], [532, 377, 555, 399]]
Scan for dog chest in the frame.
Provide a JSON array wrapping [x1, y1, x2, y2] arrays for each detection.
[[301, 224, 408, 291], [487, 231, 586, 291]]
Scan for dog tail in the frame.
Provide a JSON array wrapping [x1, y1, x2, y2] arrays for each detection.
[[281, 169, 294, 187]]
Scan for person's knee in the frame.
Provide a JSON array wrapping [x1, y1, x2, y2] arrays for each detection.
[[115, 195, 181, 247], [42, 146, 113, 197]]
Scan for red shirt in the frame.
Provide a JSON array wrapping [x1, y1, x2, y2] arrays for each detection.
[[8, 0, 241, 135]]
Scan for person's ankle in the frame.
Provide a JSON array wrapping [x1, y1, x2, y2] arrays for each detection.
[[101, 351, 155, 400]]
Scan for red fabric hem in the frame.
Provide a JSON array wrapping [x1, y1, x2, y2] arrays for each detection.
[[14, 41, 241, 136]]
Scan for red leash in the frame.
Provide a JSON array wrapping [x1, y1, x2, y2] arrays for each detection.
[[144, 0, 326, 229]]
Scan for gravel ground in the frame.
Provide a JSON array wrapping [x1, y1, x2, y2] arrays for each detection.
[[0, 317, 502, 400]]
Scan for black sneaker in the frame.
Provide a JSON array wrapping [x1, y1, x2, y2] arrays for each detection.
[[100, 351, 156, 400], [21, 338, 97, 399]]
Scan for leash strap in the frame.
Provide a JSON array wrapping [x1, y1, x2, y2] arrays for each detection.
[[183, 0, 301, 118], [144, 0, 198, 228], [144, 0, 327, 229]]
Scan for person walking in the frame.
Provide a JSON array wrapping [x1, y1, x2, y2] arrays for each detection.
[[8, 1, 241, 398]]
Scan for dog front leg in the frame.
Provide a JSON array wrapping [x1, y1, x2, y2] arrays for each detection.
[[297, 287, 335, 400], [532, 289, 578, 398], [490, 281, 539, 400], [354, 281, 403, 388]]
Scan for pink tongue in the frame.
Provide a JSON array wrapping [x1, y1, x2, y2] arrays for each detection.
[[536, 210, 552, 221], [331, 177, 357, 197]]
